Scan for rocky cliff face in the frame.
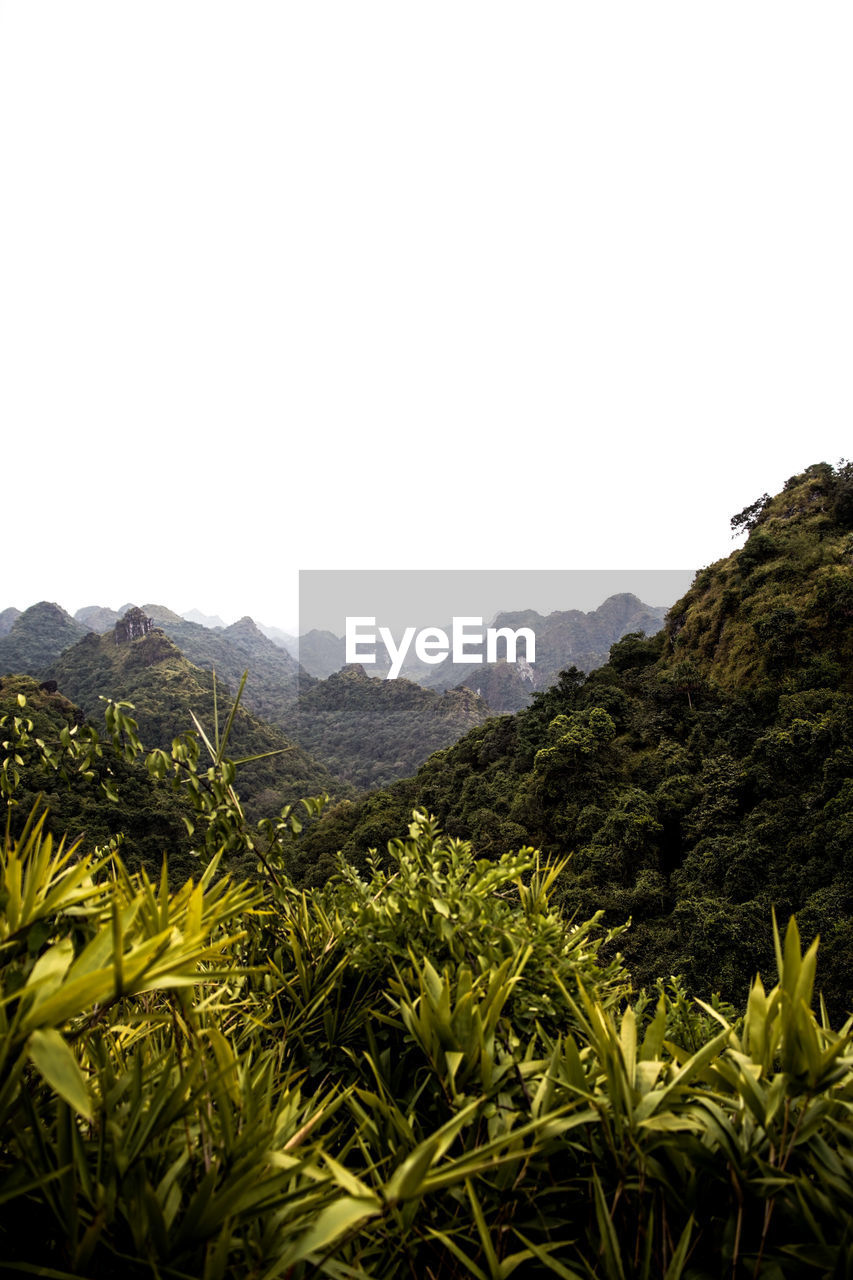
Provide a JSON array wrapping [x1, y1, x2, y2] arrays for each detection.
[[114, 608, 156, 644]]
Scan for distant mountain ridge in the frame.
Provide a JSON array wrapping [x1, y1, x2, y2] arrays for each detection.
[[47, 614, 350, 817], [411, 592, 669, 709], [256, 622, 299, 655], [76, 605, 121, 631], [183, 608, 227, 629], [272, 593, 670, 708], [0, 607, 21, 637], [0, 592, 675, 783]]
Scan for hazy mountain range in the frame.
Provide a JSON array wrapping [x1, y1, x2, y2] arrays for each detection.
[[0, 591, 671, 789]]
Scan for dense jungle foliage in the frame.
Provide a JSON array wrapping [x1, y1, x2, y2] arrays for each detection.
[[293, 665, 492, 790], [2, 687, 853, 1277], [0, 674, 199, 879], [299, 463, 853, 1020]]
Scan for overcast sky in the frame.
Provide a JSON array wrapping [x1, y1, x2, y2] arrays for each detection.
[[1, 3, 850, 632]]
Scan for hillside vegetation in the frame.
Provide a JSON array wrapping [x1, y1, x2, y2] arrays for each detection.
[[0, 673, 202, 878], [300, 463, 853, 1018], [293, 664, 493, 789], [2, 700, 853, 1276]]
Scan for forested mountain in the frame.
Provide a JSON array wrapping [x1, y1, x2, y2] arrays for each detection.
[[68, 603, 314, 728], [84, 609, 489, 788], [293, 628, 347, 676], [293, 664, 492, 789], [140, 604, 309, 724], [660, 469, 853, 691], [0, 601, 89, 672], [92, 609, 489, 789], [291, 595, 669, 709], [46, 610, 350, 819], [298, 462, 853, 1017], [0, 601, 497, 789], [2, 601, 312, 731]]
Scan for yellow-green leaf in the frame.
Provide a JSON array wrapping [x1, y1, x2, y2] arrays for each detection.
[[28, 1027, 92, 1120]]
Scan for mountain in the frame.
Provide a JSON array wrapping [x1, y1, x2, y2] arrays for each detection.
[[291, 595, 669, 710], [659, 463, 853, 692], [183, 608, 227, 629], [257, 622, 299, 657], [297, 462, 853, 1018], [47, 609, 351, 818], [135, 608, 493, 788], [0, 607, 20, 637], [138, 605, 310, 727], [0, 600, 485, 790], [295, 629, 347, 677], [75, 604, 122, 632], [408, 593, 669, 710], [0, 602, 89, 675], [293, 664, 492, 790]]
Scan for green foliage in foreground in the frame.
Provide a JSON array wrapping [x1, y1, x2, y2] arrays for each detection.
[[2, 752, 853, 1277]]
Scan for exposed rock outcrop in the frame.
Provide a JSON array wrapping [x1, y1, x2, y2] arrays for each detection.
[[114, 608, 156, 644]]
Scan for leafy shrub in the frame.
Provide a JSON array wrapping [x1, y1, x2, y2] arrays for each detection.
[[4, 680, 853, 1276]]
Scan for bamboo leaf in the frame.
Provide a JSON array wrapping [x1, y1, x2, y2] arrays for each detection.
[[273, 1194, 382, 1273], [27, 1028, 92, 1120], [662, 1215, 694, 1280], [466, 1177, 501, 1279], [592, 1170, 626, 1280]]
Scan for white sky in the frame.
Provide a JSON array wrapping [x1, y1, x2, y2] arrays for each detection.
[[1, 3, 851, 633]]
